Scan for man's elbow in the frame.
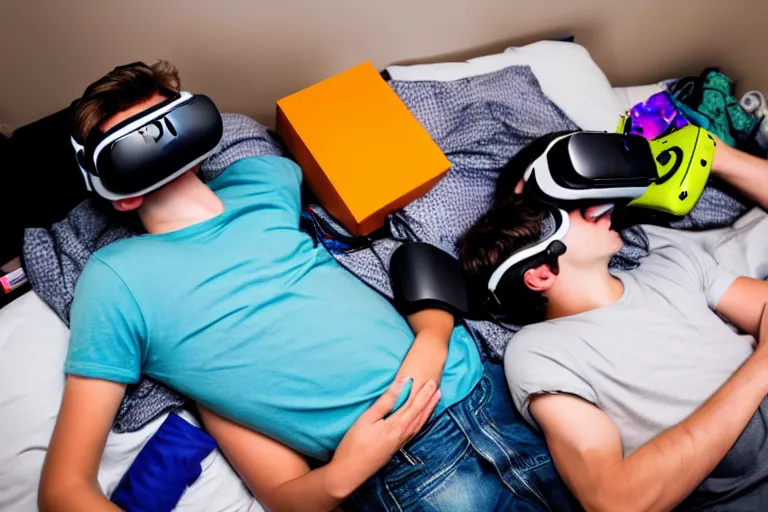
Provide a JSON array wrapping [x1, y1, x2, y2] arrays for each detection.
[[581, 486, 658, 512], [582, 494, 635, 512], [38, 481, 62, 512], [38, 476, 84, 512]]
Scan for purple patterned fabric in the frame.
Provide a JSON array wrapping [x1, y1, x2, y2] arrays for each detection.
[[625, 91, 689, 140]]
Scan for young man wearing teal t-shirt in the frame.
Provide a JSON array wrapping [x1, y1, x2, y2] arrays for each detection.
[[39, 62, 574, 512]]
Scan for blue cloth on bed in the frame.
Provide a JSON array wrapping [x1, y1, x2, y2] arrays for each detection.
[[111, 413, 217, 512]]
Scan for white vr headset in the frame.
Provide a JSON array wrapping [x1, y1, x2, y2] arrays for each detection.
[[71, 91, 223, 201], [522, 131, 657, 210]]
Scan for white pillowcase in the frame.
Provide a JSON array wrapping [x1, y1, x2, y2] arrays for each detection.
[[614, 83, 666, 114], [387, 40, 651, 133], [0, 292, 262, 511], [0, 292, 69, 512]]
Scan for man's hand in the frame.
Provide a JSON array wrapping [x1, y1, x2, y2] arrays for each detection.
[[327, 378, 441, 497], [395, 333, 448, 398], [201, 378, 440, 512], [396, 309, 454, 404]]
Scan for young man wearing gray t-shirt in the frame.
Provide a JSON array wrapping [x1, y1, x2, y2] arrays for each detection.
[[461, 134, 768, 511]]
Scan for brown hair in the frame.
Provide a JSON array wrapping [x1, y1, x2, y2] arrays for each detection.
[[71, 60, 180, 144], [460, 131, 574, 324], [460, 193, 552, 324]]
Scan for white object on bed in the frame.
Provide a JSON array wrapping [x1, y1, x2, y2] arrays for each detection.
[[386, 41, 672, 134], [386, 40, 626, 132], [613, 83, 666, 114], [0, 292, 69, 512], [673, 207, 768, 280], [0, 291, 263, 511]]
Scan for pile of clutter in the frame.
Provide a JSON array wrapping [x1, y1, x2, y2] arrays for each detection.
[[625, 68, 768, 158]]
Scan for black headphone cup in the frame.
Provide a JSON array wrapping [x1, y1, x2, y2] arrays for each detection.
[[547, 240, 567, 257]]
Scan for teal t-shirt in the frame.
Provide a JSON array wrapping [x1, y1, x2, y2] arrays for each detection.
[[66, 155, 483, 461]]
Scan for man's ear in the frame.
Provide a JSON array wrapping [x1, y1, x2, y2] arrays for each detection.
[[112, 196, 144, 212], [523, 264, 557, 292]]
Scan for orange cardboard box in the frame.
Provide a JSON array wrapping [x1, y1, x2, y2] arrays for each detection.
[[276, 61, 451, 237]]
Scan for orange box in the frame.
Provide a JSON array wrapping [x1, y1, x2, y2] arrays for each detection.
[[276, 61, 451, 237]]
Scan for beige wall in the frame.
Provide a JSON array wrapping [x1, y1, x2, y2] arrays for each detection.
[[1, 0, 767, 129]]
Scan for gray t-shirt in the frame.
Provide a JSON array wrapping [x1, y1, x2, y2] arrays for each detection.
[[505, 225, 768, 509]]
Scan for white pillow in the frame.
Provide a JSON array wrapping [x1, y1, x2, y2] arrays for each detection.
[[0, 292, 69, 512], [0, 291, 262, 511], [613, 83, 667, 114], [386, 40, 626, 132]]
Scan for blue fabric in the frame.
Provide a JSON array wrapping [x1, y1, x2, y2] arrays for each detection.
[[65, 155, 483, 461], [110, 413, 217, 512], [349, 363, 578, 511]]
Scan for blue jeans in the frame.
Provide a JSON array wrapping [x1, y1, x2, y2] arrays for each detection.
[[348, 363, 578, 511]]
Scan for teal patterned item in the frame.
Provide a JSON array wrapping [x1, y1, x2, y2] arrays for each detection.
[[696, 71, 758, 147]]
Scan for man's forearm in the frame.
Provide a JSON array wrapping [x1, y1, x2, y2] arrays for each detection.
[[260, 463, 347, 512], [39, 481, 120, 512], [712, 140, 768, 211], [596, 354, 768, 512]]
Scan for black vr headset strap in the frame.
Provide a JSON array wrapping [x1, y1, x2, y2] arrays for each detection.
[[389, 242, 469, 320], [489, 240, 566, 312]]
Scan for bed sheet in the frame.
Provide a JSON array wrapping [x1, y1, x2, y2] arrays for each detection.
[[0, 292, 263, 512]]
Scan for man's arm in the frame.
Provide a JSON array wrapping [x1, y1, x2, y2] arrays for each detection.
[[199, 376, 440, 512], [530, 305, 768, 512], [39, 376, 126, 512], [395, 308, 455, 399], [711, 138, 768, 211], [716, 276, 768, 338]]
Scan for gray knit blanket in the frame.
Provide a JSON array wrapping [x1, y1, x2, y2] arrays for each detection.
[[24, 66, 747, 432]]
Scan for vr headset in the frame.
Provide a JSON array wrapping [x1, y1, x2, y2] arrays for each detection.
[[71, 91, 223, 200], [523, 124, 715, 217], [487, 124, 716, 309]]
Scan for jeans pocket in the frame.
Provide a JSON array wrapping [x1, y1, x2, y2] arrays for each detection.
[[383, 440, 474, 510]]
